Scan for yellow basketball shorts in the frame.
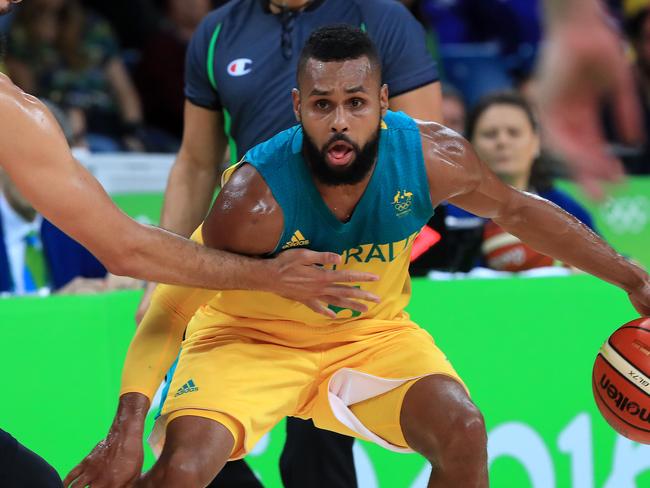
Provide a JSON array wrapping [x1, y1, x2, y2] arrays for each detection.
[[150, 318, 465, 459]]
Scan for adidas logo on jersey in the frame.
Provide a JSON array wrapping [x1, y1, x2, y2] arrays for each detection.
[[174, 379, 199, 397], [282, 230, 310, 249]]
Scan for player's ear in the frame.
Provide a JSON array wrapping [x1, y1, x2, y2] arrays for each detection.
[[379, 84, 389, 117], [292, 88, 301, 122]]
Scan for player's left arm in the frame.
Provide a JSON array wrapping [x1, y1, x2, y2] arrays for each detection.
[[421, 123, 650, 315]]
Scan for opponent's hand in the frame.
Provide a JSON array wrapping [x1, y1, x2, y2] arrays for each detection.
[[264, 249, 381, 318], [629, 280, 650, 316], [537, 3, 643, 199]]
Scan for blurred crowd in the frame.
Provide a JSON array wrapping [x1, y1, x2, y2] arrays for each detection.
[[0, 0, 648, 295]]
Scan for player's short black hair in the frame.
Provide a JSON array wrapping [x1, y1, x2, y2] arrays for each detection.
[[297, 24, 382, 86]]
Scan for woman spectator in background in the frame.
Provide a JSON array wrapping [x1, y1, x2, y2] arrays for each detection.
[[5, 0, 145, 152], [135, 0, 211, 151], [468, 91, 596, 272]]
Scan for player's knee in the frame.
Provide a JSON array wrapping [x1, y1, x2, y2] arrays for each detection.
[[412, 399, 486, 463], [437, 404, 486, 464]]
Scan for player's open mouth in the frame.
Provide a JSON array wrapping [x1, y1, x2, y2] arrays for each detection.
[[327, 141, 354, 166]]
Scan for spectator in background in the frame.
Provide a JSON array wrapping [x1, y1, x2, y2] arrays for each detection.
[[441, 83, 466, 134], [417, 0, 542, 106], [135, 0, 212, 151], [79, 0, 162, 52], [0, 166, 112, 294], [5, 0, 145, 152], [613, 6, 650, 175], [468, 92, 595, 271]]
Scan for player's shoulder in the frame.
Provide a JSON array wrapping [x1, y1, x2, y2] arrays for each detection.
[[0, 73, 47, 118], [214, 163, 280, 234], [417, 120, 472, 160], [204, 162, 282, 254], [416, 120, 482, 193]]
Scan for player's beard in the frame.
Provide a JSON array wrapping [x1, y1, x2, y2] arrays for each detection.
[[302, 123, 381, 186]]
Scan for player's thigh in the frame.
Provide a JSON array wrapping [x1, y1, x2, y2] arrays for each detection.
[[158, 332, 319, 457]]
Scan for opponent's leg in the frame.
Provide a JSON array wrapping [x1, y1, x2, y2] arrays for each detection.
[[207, 460, 262, 488], [280, 417, 357, 488], [400, 375, 488, 488], [138, 415, 235, 488]]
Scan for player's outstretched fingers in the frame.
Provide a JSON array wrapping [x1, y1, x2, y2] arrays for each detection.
[[300, 299, 337, 318], [323, 296, 369, 314], [325, 284, 380, 303], [322, 268, 379, 284], [296, 250, 342, 266]]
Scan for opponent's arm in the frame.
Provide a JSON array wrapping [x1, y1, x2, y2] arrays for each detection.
[[421, 123, 650, 314]]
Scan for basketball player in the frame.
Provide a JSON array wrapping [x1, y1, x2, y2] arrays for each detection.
[[67, 26, 650, 488]]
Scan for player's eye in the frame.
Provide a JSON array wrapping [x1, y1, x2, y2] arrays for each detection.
[[350, 98, 364, 108], [315, 100, 330, 110]]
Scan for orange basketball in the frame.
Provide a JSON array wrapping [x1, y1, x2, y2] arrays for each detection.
[[592, 317, 650, 444]]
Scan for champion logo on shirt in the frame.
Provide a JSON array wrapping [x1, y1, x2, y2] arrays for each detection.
[[227, 58, 253, 76]]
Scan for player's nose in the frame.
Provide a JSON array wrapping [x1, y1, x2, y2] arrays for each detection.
[[330, 106, 349, 133]]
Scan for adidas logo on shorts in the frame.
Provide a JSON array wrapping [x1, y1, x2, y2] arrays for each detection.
[[174, 379, 199, 397]]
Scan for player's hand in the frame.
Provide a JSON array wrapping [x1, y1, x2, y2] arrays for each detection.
[[628, 280, 650, 316], [135, 281, 157, 325], [264, 249, 381, 318], [64, 393, 148, 488], [537, 3, 643, 199], [63, 432, 142, 488]]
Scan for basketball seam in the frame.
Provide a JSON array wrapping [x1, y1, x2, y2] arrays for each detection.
[[608, 334, 650, 377], [598, 352, 650, 398]]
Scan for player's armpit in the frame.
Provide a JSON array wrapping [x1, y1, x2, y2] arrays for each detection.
[[202, 163, 284, 256]]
